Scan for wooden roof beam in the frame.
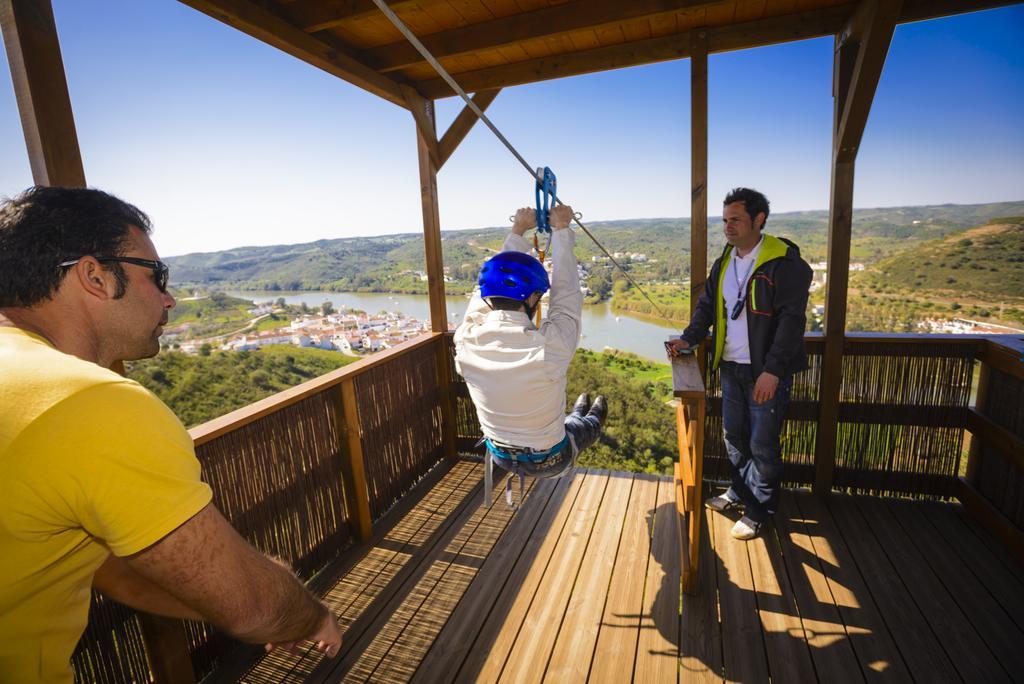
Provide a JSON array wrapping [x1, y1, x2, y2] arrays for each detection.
[[178, 0, 410, 108], [437, 88, 500, 169], [365, 0, 732, 74], [417, 4, 853, 98], [834, 0, 901, 163], [1, 0, 85, 187], [289, 0, 432, 34]]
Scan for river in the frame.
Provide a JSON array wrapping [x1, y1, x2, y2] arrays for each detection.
[[226, 290, 681, 362]]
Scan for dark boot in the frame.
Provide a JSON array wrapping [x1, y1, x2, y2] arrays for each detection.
[[587, 395, 607, 425], [571, 393, 591, 417]]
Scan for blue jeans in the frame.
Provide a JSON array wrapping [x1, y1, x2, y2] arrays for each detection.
[[720, 362, 792, 523]]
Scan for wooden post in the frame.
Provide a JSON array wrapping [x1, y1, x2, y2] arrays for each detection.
[[409, 93, 448, 332], [407, 91, 457, 459], [965, 355, 991, 486], [814, 0, 900, 496], [1, 0, 85, 186], [137, 614, 196, 684], [689, 29, 708, 320], [339, 379, 373, 541]]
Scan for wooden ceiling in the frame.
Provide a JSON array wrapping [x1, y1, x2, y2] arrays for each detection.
[[179, 0, 1018, 108]]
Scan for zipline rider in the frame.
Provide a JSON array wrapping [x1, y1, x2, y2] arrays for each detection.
[[455, 205, 606, 504]]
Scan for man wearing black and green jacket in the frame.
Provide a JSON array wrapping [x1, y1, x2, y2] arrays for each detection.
[[668, 188, 812, 540]]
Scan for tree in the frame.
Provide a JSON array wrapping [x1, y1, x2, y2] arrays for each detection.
[[199, 343, 212, 356], [322, 301, 335, 316]]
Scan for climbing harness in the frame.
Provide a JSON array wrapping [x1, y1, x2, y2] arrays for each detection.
[[483, 435, 572, 508], [370, 0, 669, 322]]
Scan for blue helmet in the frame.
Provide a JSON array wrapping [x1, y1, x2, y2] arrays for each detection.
[[478, 251, 550, 302]]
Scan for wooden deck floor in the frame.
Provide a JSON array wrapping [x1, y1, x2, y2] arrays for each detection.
[[230, 459, 1024, 683]]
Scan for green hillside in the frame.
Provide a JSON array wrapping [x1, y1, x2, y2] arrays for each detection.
[[165, 201, 1024, 297], [855, 218, 1024, 303], [126, 345, 353, 428]]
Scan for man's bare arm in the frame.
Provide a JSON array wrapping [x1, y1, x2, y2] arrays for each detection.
[[122, 503, 339, 651], [93, 553, 202, 620]]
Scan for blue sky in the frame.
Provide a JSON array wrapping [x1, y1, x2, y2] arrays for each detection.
[[1, 2, 1022, 257]]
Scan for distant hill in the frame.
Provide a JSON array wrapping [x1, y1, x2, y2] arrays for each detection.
[[855, 217, 1024, 303], [165, 200, 1024, 294]]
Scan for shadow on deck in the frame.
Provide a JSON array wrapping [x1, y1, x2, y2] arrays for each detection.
[[221, 458, 1024, 683]]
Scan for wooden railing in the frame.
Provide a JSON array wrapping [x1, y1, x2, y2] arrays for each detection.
[[670, 353, 706, 595], [69, 331, 1024, 681], [703, 333, 981, 496], [961, 337, 1024, 564], [72, 333, 456, 684]]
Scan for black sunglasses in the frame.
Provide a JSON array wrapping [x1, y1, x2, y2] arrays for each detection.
[[59, 256, 170, 293]]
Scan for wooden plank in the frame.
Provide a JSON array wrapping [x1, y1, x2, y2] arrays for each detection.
[[746, 512, 817, 682], [309, 460, 493, 682], [366, 0, 733, 72], [856, 495, 1011, 682], [690, 28, 708, 319], [1, 0, 86, 186], [437, 88, 500, 167], [823, 494, 952, 681], [178, 0, 409, 107], [454, 469, 590, 682], [967, 408, 1024, 473], [687, 394, 706, 592], [418, 5, 853, 97], [190, 333, 444, 445], [350, 475, 536, 681], [545, 472, 635, 682], [409, 475, 563, 683], [340, 379, 373, 541], [923, 501, 1024, 629], [957, 477, 1024, 567], [495, 470, 611, 683], [672, 354, 705, 399], [290, 0, 442, 32], [886, 498, 1024, 677], [776, 493, 875, 681], [710, 505, 770, 682], [633, 476, 681, 683], [232, 458, 474, 682], [680, 506, 722, 683], [591, 474, 661, 682], [981, 337, 1024, 381]]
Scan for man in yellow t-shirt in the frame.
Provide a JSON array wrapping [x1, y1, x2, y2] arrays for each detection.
[[0, 187, 342, 683]]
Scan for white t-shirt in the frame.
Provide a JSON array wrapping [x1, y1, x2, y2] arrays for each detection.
[[722, 235, 764, 364], [454, 229, 582, 449]]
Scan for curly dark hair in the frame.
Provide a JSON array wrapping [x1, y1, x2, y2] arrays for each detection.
[[0, 186, 152, 307], [724, 187, 770, 228]]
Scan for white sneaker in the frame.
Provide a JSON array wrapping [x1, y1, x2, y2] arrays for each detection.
[[730, 516, 763, 540]]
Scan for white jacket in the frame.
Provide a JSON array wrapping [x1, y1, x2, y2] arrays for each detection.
[[454, 229, 583, 449]]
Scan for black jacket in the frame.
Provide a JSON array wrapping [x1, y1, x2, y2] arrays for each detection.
[[681, 234, 812, 379]]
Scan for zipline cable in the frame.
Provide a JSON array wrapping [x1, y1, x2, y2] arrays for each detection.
[[370, 0, 670, 320]]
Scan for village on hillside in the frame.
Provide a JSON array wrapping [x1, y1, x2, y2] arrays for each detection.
[[165, 305, 434, 356]]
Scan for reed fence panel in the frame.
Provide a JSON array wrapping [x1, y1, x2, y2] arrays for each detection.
[[447, 333, 482, 449], [71, 593, 151, 684], [355, 339, 446, 520], [183, 388, 352, 679], [704, 337, 976, 497]]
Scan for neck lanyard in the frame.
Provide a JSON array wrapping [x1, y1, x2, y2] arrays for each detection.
[[732, 250, 756, 295]]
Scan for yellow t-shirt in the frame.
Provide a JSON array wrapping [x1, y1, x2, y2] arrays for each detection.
[[0, 327, 213, 683]]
